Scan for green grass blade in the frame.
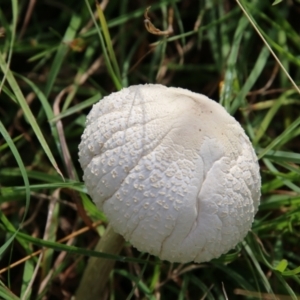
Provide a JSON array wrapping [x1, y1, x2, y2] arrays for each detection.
[[258, 115, 300, 159], [0, 55, 63, 179], [236, 0, 300, 95], [231, 45, 270, 115], [0, 283, 20, 300], [253, 92, 286, 146], [263, 150, 300, 164], [0, 234, 16, 257], [2, 226, 147, 264], [96, 3, 121, 82], [0, 211, 35, 256], [44, 13, 82, 97], [84, 0, 122, 90], [219, 15, 249, 110], [243, 241, 274, 295], [20, 259, 34, 299], [50, 92, 101, 123], [0, 0, 17, 92], [13, 73, 63, 156], [0, 121, 30, 222]]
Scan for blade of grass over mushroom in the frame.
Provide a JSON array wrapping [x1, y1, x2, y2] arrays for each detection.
[[44, 13, 82, 98], [84, 0, 122, 90], [0, 56, 63, 179]]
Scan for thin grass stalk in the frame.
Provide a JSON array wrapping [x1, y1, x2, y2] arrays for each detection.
[[96, 3, 122, 82], [84, 0, 122, 90], [236, 0, 300, 95]]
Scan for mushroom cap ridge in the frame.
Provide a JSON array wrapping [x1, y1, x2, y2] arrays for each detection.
[[78, 84, 261, 263]]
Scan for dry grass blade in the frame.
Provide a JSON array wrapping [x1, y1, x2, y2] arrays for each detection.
[[0, 221, 102, 275], [144, 6, 174, 36], [236, 0, 300, 95]]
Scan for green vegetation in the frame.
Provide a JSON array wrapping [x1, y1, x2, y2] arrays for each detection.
[[1, 0, 300, 299]]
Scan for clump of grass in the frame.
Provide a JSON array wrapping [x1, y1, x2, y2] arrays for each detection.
[[1, 0, 300, 299]]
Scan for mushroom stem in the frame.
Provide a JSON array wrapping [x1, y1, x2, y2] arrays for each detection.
[[76, 224, 125, 300]]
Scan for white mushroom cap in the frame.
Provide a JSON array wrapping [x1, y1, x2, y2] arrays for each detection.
[[78, 84, 261, 263]]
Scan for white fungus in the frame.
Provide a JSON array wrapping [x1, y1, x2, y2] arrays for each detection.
[[78, 84, 261, 263]]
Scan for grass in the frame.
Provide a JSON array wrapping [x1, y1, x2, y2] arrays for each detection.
[[1, 0, 300, 299]]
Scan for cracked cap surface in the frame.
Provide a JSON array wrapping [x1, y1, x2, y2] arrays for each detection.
[[78, 84, 261, 263]]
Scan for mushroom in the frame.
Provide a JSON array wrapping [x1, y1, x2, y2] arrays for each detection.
[[78, 84, 261, 263]]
